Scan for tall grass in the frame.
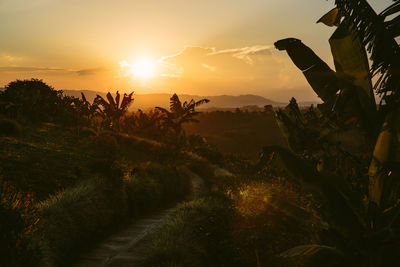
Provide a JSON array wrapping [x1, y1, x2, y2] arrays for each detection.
[[34, 162, 191, 266], [139, 195, 234, 267], [37, 177, 127, 266]]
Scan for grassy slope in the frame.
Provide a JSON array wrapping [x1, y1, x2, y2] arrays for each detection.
[[0, 123, 200, 266], [0, 123, 95, 200]]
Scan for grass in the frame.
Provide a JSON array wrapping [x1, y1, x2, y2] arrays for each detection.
[[0, 118, 22, 137], [125, 162, 191, 216], [33, 162, 191, 266], [0, 123, 96, 200], [138, 195, 235, 267], [37, 177, 126, 266]]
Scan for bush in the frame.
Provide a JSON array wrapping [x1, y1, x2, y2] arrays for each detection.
[[185, 154, 215, 186], [0, 177, 39, 266], [125, 163, 191, 216], [139, 196, 234, 267], [0, 118, 22, 136], [35, 163, 191, 266], [0, 79, 66, 123], [37, 178, 127, 266]]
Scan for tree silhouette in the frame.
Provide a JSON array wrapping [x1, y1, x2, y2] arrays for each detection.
[[0, 79, 76, 124], [94, 91, 134, 130], [156, 93, 209, 136]]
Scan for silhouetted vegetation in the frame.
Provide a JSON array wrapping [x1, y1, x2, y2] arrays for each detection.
[[1, 1, 399, 266], [269, 1, 400, 265]]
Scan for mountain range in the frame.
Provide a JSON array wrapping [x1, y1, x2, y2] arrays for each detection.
[[63, 89, 320, 110]]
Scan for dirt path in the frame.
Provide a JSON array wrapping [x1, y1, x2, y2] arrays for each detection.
[[72, 170, 204, 267]]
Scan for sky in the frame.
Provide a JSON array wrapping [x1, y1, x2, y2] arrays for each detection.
[[0, 0, 393, 101]]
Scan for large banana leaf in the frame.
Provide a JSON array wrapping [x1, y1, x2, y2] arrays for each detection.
[[329, 24, 377, 134], [274, 38, 339, 105], [368, 107, 400, 208]]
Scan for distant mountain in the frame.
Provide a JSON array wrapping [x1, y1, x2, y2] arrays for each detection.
[[63, 90, 283, 109], [63, 89, 318, 110]]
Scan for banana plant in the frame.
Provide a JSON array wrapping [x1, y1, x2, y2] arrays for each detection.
[[271, 1, 400, 265], [94, 91, 134, 130], [155, 93, 209, 136]]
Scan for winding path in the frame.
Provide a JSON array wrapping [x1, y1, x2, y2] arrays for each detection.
[[73, 170, 204, 267]]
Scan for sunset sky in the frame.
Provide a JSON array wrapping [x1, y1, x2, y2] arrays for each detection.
[[0, 0, 392, 101]]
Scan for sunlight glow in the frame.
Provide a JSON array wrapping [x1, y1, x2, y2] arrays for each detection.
[[119, 58, 158, 81], [131, 58, 156, 79]]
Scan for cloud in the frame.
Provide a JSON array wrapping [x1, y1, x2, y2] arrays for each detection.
[[201, 64, 216, 72], [152, 44, 302, 96], [75, 67, 107, 76], [160, 45, 279, 78], [0, 66, 66, 72], [1, 55, 16, 61], [0, 66, 107, 76]]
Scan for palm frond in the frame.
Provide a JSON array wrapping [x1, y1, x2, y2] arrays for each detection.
[[169, 93, 182, 114], [120, 92, 134, 111], [335, 0, 400, 106], [195, 98, 210, 107], [115, 91, 120, 109], [81, 92, 87, 103], [106, 92, 116, 109]]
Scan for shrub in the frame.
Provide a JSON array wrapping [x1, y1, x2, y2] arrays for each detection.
[[0, 79, 69, 123], [229, 179, 323, 266], [0, 177, 39, 266], [185, 154, 215, 186], [124, 162, 191, 216], [139, 196, 234, 267], [37, 177, 127, 266], [0, 118, 22, 136]]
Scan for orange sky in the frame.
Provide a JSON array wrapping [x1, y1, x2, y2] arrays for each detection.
[[0, 0, 393, 101]]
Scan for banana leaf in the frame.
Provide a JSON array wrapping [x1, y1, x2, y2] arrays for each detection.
[[329, 24, 377, 134], [317, 8, 340, 27], [274, 38, 339, 105], [368, 107, 400, 208]]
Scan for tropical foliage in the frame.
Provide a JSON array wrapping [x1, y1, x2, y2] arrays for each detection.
[[156, 93, 209, 136], [94, 91, 134, 130], [271, 1, 400, 265]]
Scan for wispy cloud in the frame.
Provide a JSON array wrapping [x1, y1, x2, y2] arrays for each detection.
[[207, 45, 273, 64], [1, 55, 15, 61], [151, 44, 299, 96], [0, 66, 107, 76], [75, 67, 107, 76], [0, 66, 66, 72], [201, 63, 216, 72]]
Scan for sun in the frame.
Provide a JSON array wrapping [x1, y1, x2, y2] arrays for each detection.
[[131, 58, 156, 79]]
